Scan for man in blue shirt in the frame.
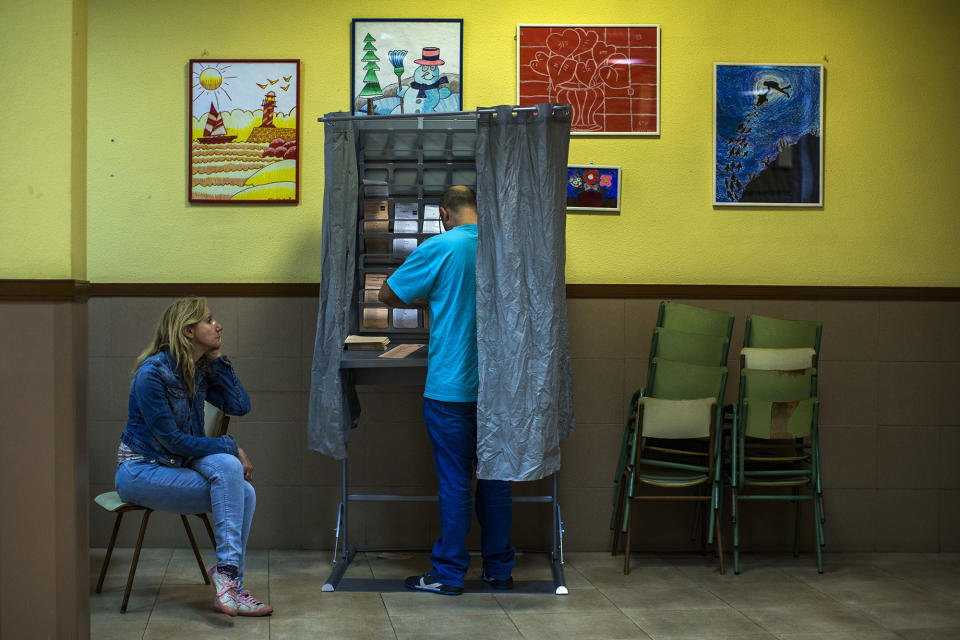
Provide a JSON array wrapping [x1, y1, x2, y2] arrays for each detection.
[[379, 186, 514, 595]]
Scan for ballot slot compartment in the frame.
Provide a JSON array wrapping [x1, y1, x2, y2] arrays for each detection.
[[357, 267, 430, 334], [353, 115, 476, 337]]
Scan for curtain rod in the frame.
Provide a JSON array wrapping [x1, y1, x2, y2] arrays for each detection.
[[317, 105, 569, 124]]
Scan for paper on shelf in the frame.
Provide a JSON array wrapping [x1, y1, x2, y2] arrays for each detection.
[[395, 202, 418, 219], [393, 308, 419, 328]]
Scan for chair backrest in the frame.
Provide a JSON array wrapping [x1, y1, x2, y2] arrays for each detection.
[[203, 402, 230, 438], [648, 357, 727, 401], [739, 368, 817, 403], [741, 347, 816, 371], [744, 314, 822, 352], [658, 301, 735, 339], [638, 396, 716, 439], [651, 327, 730, 367]]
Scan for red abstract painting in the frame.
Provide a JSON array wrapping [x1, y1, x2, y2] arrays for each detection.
[[517, 25, 660, 135]]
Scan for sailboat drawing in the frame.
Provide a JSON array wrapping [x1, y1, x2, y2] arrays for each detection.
[[197, 102, 237, 143]]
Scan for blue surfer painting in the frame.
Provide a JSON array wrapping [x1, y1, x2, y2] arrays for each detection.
[[714, 64, 823, 206]]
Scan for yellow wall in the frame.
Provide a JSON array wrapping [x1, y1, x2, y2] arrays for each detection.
[[1, 0, 83, 279], [80, 0, 960, 285]]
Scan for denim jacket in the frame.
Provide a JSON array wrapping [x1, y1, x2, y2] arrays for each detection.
[[120, 350, 251, 467]]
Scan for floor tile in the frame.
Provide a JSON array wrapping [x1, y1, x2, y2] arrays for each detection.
[[844, 600, 960, 631], [392, 613, 523, 639], [381, 591, 505, 617], [737, 602, 886, 634], [625, 607, 771, 639], [509, 611, 651, 640], [494, 587, 616, 614], [599, 585, 728, 611]]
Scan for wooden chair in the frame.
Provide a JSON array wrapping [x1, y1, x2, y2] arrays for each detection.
[[94, 402, 229, 611]]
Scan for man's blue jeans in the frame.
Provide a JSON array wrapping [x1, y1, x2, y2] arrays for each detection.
[[422, 398, 515, 587], [116, 453, 256, 585]]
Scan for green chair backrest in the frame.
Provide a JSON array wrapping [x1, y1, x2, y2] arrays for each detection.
[[744, 314, 822, 352], [739, 368, 817, 403], [651, 327, 730, 367], [743, 397, 818, 439], [658, 301, 735, 339], [649, 357, 727, 401]]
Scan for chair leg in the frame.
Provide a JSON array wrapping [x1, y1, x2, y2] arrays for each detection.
[[714, 506, 725, 575], [96, 511, 125, 593], [793, 488, 802, 558], [623, 501, 634, 575], [732, 489, 740, 575], [181, 515, 209, 585], [813, 491, 824, 574], [121, 509, 152, 613], [611, 477, 626, 555]]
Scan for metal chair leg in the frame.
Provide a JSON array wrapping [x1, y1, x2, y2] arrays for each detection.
[[96, 511, 125, 593], [181, 515, 209, 585], [121, 509, 152, 612], [714, 507, 725, 575], [623, 500, 634, 575]]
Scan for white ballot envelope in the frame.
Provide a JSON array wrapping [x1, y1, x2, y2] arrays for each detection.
[[395, 202, 418, 219], [424, 204, 440, 219], [393, 308, 419, 329]]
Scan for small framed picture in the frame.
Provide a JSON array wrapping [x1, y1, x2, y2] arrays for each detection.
[[517, 24, 659, 135], [189, 59, 300, 203], [714, 63, 823, 206], [566, 165, 622, 212], [351, 19, 463, 116]]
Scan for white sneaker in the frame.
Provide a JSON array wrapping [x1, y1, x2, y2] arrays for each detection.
[[207, 566, 239, 616]]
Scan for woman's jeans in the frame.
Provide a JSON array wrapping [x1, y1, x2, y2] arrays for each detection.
[[422, 398, 515, 587], [116, 453, 255, 584]]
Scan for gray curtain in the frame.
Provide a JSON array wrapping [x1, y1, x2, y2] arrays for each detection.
[[475, 104, 575, 482], [307, 113, 360, 459]]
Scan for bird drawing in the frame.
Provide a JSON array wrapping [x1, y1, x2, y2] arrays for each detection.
[[281, 84, 290, 91], [283, 75, 292, 82], [268, 78, 278, 85], [257, 82, 267, 89]]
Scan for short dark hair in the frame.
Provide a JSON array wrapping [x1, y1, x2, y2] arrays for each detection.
[[439, 186, 476, 214]]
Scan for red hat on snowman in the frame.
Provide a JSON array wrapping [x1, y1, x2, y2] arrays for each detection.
[[415, 47, 445, 66]]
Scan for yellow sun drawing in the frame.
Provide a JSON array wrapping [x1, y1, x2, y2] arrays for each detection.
[[192, 63, 236, 110]]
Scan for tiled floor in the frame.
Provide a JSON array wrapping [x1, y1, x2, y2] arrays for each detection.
[[90, 549, 960, 639]]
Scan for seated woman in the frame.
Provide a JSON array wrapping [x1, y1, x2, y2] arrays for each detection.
[[114, 296, 272, 617]]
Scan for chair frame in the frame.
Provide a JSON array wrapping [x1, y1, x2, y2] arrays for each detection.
[[613, 400, 725, 575], [730, 366, 823, 574], [95, 409, 230, 612]]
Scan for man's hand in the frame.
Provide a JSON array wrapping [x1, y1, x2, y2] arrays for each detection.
[[237, 447, 254, 481]]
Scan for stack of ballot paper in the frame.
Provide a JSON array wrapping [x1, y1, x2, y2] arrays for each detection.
[[344, 335, 391, 350]]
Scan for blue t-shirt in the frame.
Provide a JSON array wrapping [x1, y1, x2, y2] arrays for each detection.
[[387, 224, 478, 402]]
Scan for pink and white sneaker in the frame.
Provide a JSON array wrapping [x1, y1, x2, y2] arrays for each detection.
[[236, 590, 274, 616], [207, 566, 239, 616]]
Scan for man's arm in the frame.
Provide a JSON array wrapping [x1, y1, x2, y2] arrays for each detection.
[[378, 281, 427, 309]]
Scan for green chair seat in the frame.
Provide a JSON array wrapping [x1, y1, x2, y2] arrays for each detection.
[[636, 464, 710, 487], [94, 490, 133, 513]]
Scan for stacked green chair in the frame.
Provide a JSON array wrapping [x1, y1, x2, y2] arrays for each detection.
[[610, 301, 734, 570], [613, 360, 728, 573], [730, 314, 824, 574]]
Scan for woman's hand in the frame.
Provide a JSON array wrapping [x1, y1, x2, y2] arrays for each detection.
[[237, 447, 254, 481]]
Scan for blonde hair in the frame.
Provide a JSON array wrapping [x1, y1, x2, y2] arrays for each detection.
[[134, 296, 208, 397]]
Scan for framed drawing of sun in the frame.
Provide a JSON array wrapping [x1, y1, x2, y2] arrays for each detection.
[[189, 59, 300, 203]]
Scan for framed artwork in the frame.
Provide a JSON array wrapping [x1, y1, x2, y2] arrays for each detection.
[[517, 24, 659, 136], [714, 63, 823, 206], [351, 19, 463, 116], [189, 59, 300, 203], [566, 165, 622, 212]]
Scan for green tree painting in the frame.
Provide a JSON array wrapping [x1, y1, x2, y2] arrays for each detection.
[[359, 33, 383, 114]]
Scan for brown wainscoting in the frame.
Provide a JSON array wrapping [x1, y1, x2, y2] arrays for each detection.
[[3, 280, 960, 301], [0, 279, 90, 301]]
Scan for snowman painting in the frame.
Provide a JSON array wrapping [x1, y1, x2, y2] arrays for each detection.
[[395, 47, 453, 114]]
